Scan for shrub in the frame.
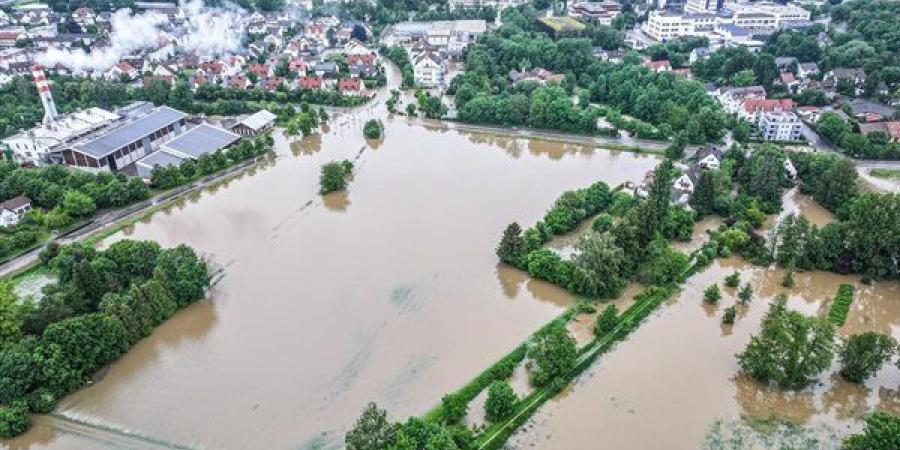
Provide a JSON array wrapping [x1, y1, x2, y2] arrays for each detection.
[[724, 272, 740, 288], [440, 393, 468, 424], [594, 304, 618, 337], [484, 381, 518, 422], [722, 305, 737, 325], [737, 283, 753, 304], [843, 411, 900, 450], [0, 404, 30, 439], [781, 270, 795, 288], [527, 323, 577, 387], [827, 284, 853, 326], [703, 284, 721, 304]]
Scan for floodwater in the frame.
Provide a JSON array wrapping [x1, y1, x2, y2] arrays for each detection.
[[5, 84, 661, 448], [506, 257, 900, 450]]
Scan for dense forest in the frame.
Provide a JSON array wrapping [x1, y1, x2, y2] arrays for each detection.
[[0, 240, 211, 437], [451, 6, 729, 143]]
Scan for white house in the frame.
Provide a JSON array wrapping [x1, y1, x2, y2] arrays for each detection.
[[696, 145, 724, 170], [412, 50, 444, 88], [0, 196, 31, 227]]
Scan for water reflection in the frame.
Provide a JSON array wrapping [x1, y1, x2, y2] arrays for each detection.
[[323, 191, 351, 212]]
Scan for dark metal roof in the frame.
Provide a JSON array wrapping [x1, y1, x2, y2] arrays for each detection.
[[163, 124, 240, 158], [73, 107, 186, 158]]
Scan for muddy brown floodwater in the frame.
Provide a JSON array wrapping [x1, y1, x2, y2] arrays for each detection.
[[506, 254, 900, 450], [5, 104, 660, 448]]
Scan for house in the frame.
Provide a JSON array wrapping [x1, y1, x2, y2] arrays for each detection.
[[228, 74, 249, 89], [784, 158, 797, 180], [858, 121, 900, 143], [0, 30, 23, 47], [0, 196, 31, 227], [412, 50, 444, 88], [689, 46, 711, 64], [71, 6, 96, 26], [695, 145, 724, 170], [594, 48, 625, 63], [673, 166, 701, 196], [738, 98, 793, 122], [716, 85, 767, 115], [797, 62, 819, 79], [779, 72, 798, 91], [248, 63, 271, 79], [825, 68, 866, 95], [645, 59, 672, 73], [846, 99, 896, 123], [288, 58, 307, 76], [338, 77, 363, 96], [313, 61, 338, 77], [774, 56, 798, 72], [297, 76, 323, 89], [508, 68, 564, 85], [795, 105, 821, 123], [232, 109, 277, 136], [673, 68, 692, 79], [106, 61, 138, 80]]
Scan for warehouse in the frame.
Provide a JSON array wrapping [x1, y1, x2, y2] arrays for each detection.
[[134, 123, 241, 178]]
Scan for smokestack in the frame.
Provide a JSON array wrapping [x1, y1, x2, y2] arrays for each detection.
[[31, 64, 58, 125]]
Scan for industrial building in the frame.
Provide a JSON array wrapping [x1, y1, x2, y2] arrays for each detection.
[[2, 65, 244, 176]]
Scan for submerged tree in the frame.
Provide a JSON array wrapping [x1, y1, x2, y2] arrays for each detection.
[[496, 222, 526, 265], [484, 380, 518, 422], [843, 411, 900, 450], [527, 323, 577, 387], [319, 160, 354, 194], [839, 332, 897, 384], [737, 296, 835, 388], [594, 304, 619, 337]]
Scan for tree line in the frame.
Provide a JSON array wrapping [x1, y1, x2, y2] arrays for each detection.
[[0, 239, 211, 438], [774, 152, 898, 279]]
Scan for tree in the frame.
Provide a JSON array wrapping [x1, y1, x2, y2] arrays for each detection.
[[843, 411, 900, 450], [731, 69, 757, 87], [0, 281, 22, 350], [346, 403, 397, 450], [703, 284, 721, 304], [737, 296, 835, 388], [0, 338, 39, 405], [690, 170, 717, 216], [594, 304, 618, 336], [61, 190, 96, 217], [484, 381, 518, 422], [816, 112, 851, 144], [496, 222, 526, 265], [527, 323, 577, 387], [839, 332, 897, 383], [319, 161, 351, 194], [740, 145, 786, 210], [811, 157, 857, 211], [363, 119, 383, 139], [572, 231, 626, 298]]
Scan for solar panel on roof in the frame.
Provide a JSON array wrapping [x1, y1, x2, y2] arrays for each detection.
[[73, 107, 187, 158], [163, 124, 240, 158]]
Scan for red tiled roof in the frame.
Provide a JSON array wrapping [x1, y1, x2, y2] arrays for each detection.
[[742, 98, 794, 114], [297, 76, 322, 89], [338, 78, 361, 91]]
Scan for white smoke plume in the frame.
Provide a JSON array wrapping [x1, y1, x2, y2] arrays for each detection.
[[37, 0, 246, 74]]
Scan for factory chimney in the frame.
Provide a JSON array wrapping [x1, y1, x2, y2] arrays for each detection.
[[31, 64, 58, 125]]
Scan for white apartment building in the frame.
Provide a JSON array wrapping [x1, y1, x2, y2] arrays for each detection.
[[643, 1, 810, 41], [724, 1, 811, 30], [758, 111, 802, 141], [685, 0, 722, 14], [412, 50, 444, 88]]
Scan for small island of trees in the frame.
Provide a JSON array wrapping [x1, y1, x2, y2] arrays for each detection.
[[319, 160, 355, 194]]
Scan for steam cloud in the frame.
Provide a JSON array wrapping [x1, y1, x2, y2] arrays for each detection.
[[37, 0, 246, 74]]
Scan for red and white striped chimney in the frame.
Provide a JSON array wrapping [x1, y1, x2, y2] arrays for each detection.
[[31, 64, 58, 125]]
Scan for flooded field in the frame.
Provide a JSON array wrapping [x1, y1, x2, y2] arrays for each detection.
[[506, 256, 900, 450], [5, 105, 660, 448]]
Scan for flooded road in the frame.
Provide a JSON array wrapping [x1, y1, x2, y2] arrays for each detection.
[[5, 91, 660, 448], [506, 257, 900, 450]]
